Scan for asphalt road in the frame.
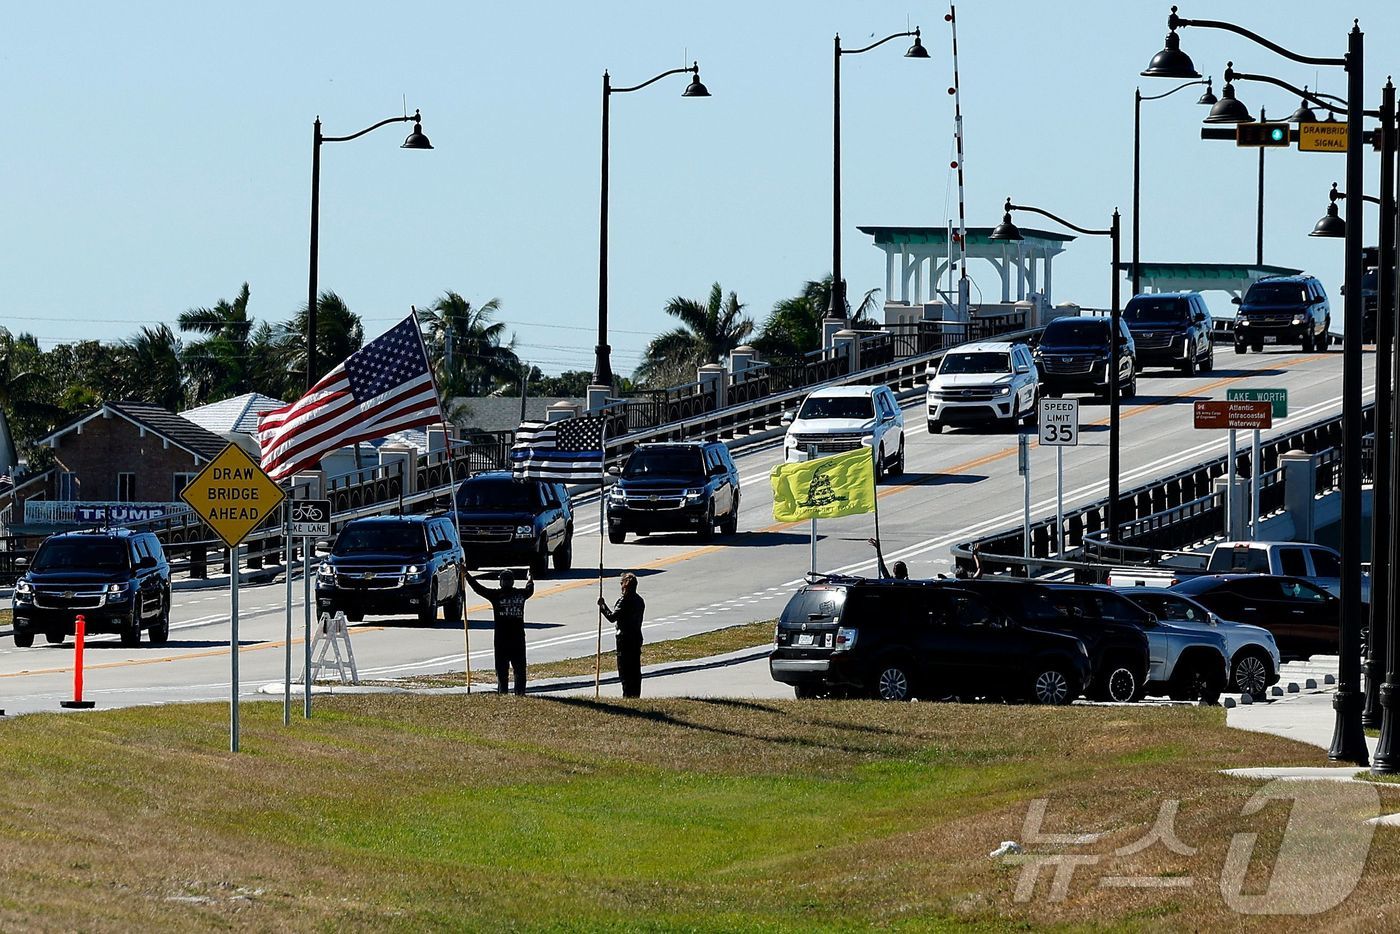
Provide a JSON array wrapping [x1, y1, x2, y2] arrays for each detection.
[[0, 347, 1372, 715]]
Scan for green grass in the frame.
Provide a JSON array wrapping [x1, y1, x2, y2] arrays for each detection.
[[2, 696, 1399, 930]]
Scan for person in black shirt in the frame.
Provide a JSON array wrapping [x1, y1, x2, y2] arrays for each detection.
[[867, 537, 909, 579], [598, 572, 645, 698], [465, 568, 534, 695]]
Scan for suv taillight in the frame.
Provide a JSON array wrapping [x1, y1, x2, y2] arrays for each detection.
[[833, 627, 858, 653]]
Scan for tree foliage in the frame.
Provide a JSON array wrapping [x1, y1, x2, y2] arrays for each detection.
[[636, 282, 753, 388]]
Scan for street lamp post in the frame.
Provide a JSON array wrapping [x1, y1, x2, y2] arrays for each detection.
[[307, 110, 432, 389], [592, 63, 710, 388], [1381, 80, 1400, 772], [991, 200, 1122, 541], [1142, 6, 1369, 765], [828, 28, 929, 328], [1133, 79, 1216, 297]]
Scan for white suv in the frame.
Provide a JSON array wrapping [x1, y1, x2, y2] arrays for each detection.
[[783, 385, 905, 480], [926, 341, 1039, 434]]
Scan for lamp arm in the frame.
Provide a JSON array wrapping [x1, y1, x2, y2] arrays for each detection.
[[1140, 78, 1211, 102], [1007, 201, 1110, 238], [843, 30, 917, 56], [1170, 10, 1344, 68], [1333, 189, 1384, 207], [322, 113, 416, 144], [1226, 65, 1377, 118], [612, 65, 697, 94]]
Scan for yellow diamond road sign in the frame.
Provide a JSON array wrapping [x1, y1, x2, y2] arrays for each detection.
[[180, 443, 286, 548], [1298, 121, 1349, 153]]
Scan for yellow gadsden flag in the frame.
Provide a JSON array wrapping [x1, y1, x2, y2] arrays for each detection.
[[771, 447, 877, 523]]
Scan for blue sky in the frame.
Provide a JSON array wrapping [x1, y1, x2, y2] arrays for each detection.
[[5, 1, 1397, 375]]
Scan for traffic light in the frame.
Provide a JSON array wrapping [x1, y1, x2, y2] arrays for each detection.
[[1236, 122, 1290, 147]]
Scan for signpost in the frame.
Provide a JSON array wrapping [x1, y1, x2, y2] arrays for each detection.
[[1298, 121, 1349, 153], [1228, 390, 1288, 541], [1038, 398, 1079, 554], [284, 498, 330, 722], [1194, 401, 1273, 540], [1017, 434, 1031, 558], [179, 443, 285, 752]]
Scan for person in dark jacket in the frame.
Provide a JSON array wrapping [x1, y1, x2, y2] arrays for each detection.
[[598, 572, 646, 698], [465, 567, 534, 695]]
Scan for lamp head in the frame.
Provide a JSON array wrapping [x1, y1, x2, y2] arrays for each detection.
[[682, 62, 711, 97], [1310, 182, 1346, 238], [905, 27, 930, 59], [401, 109, 433, 149], [1196, 77, 1217, 106], [1203, 77, 1252, 124], [1141, 17, 1200, 79], [989, 199, 1023, 242], [1285, 87, 1319, 124]]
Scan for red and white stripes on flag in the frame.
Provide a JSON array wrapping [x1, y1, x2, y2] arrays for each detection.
[[256, 316, 443, 481]]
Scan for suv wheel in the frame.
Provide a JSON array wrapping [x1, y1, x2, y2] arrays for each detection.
[[928, 419, 943, 435], [1031, 665, 1073, 705], [891, 438, 905, 476], [45, 631, 66, 645], [1094, 665, 1139, 703], [721, 498, 740, 536], [1302, 328, 1315, 352], [872, 661, 913, 701], [1203, 345, 1214, 372], [1124, 368, 1138, 400], [443, 584, 465, 624], [120, 615, 141, 647], [1231, 651, 1272, 701], [698, 506, 716, 541], [553, 531, 574, 571], [530, 539, 549, 575], [1235, 341, 1247, 355], [13, 629, 34, 648], [1169, 660, 1222, 705], [608, 527, 627, 545], [1180, 354, 1197, 377], [794, 684, 824, 700], [418, 583, 438, 626], [875, 445, 886, 483], [148, 598, 171, 646]]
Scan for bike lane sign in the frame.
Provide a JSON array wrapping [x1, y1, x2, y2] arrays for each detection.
[[289, 499, 331, 538]]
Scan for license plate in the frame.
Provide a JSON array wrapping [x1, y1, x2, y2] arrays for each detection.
[[797, 633, 815, 646], [1264, 335, 1278, 344]]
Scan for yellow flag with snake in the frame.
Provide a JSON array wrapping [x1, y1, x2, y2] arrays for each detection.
[[770, 448, 877, 522]]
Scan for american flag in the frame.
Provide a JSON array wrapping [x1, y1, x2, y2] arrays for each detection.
[[511, 416, 607, 482], [256, 315, 442, 481]]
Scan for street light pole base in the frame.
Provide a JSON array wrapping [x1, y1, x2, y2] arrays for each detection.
[[1328, 689, 1370, 765], [1373, 683, 1400, 774]]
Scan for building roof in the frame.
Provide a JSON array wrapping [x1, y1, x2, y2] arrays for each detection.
[[40, 401, 231, 463], [449, 397, 585, 433], [858, 225, 1076, 246], [1114, 262, 1303, 280], [181, 392, 287, 435]]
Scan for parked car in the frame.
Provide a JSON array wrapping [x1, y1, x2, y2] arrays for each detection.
[[1117, 587, 1282, 700], [451, 471, 573, 574], [783, 384, 905, 480], [1170, 574, 1344, 661], [768, 577, 1091, 704], [606, 441, 740, 544], [967, 580, 1151, 703], [11, 528, 171, 647], [1122, 291, 1214, 375], [1108, 541, 1366, 603], [1232, 274, 1331, 353], [316, 515, 465, 624], [925, 341, 1040, 433], [1034, 316, 1138, 401]]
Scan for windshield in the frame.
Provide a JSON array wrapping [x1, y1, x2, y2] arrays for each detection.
[[1207, 547, 1270, 573], [456, 479, 540, 511], [1245, 282, 1309, 305], [1042, 321, 1109, 346], [1124, 298, 1189, 325], [32, 538, 129, 572], [333, 524, 427, 556], [623, 450, 704, 479], [780, 587, 846, 626], [798, 395, 873, 420], [940, 352, 1012, 375]]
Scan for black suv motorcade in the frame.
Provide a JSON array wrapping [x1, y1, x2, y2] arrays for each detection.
[[1122, 291, 1214, 375], [316, 515, 465, 624], [451, 471, 573, 574], [1171, 574, 1342, 661], [606, 441, 740, 543], [768, 577, 1092, 704], [1034, 316, 1137, 401], [1232, 274, 1331, 353], [958, 580, 1152, 703], [12, 528, 171, 647]]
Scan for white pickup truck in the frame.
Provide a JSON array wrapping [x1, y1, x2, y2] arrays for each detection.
[[1108, 541, 1366, 602]]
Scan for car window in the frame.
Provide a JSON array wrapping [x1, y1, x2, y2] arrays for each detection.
[[1209, 547, 1271, 573], [1043, 320, 1109, 346], [798, 394, 874, 420], [1230, 578, 1283, 600], [1278, 547, 1308, 577], [781, 587, 846, 625], [1308, 548, 1341, 577], [939, 351, 1012, 375], [1246, 282, 1310, 305], [1124, 297, 1190, 325], [1286, 579, 1332, 602], [949, 592, 1000, 627], [333, 523, 427, 555]]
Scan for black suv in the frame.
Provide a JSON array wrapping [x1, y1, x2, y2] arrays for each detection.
[[606, 441, 740, 543], [316, 515, 464, 624], [1233, 274, 1331, 353], [1034, 316, 1137, 401], [1171, 575, 1341, 661], [451, 472, 573, 574], [768, 577, 1092, 704], [1123, 291, 1214, 375], [12, 528, 171, 647], [959, 580, 1152, 703]]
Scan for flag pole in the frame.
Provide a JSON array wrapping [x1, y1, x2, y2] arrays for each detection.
[[411, 304, 468, 693], [870, 443, 883, 572], [596, 417, 607, 700]]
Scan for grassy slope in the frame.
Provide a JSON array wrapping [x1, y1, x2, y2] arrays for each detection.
[[2, 697, 1398, 931]]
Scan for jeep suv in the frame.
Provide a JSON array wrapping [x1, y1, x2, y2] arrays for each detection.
[[606, 441, 740, 543], [451, 471, 573, 574], [783, 384, 905, 480], [12, 528, 171, 647], [1034, 316, 1137, 401], [1233, 274, 1331, 353], [1123, 292, 1214, 375], [925, 341, 1040, 433], [769, 577, 1092, 704], [316, 515, 464, 624]]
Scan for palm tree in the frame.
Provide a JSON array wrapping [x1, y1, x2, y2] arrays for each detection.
[[635, 282, 754, 387], [122, 325, 185, 411], [420, 293, 520, 397], [179, 282, 254, 404], [273, 291, 365, 388], [754, 275, 880, 364], [0, 329, 58, 466]]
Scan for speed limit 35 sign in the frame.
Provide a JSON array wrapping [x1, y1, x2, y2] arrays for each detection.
[[1038, 398, 1080, 446]]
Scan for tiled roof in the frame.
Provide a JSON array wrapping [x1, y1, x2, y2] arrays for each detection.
[[181, 392, 287, 435]]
